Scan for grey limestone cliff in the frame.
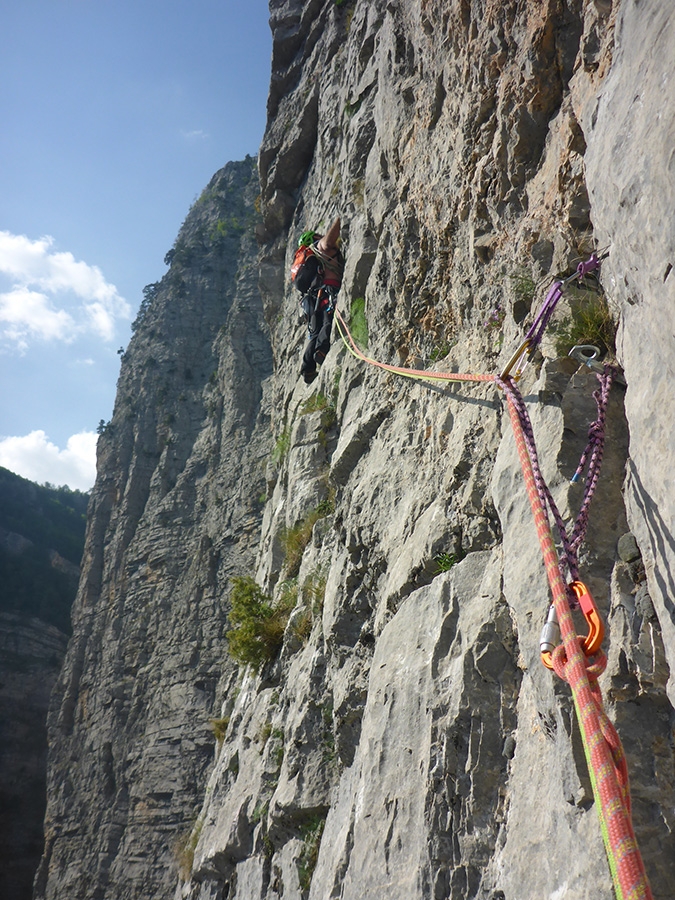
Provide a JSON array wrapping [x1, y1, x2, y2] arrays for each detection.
[[0, 614, 68, 900], [38, 3, 675, 900], [35, 157, 272, 900]]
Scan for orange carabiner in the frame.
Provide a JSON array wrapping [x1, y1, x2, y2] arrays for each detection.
[[570, 580, 604, 656], [540, 581, 604, 669]]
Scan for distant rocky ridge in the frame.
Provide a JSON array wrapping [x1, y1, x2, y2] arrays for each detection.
[[37, 3, 675, 900], [0, 469, 86, 900]]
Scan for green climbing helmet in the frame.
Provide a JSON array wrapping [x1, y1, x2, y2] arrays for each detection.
[[298, 229, 318, 247]]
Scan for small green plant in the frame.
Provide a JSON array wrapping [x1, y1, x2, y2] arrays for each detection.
[[483, 304, 506, 352], [282, 498, 336, 578], [483, 305, 505, 331], [287, 568, 329, 645], [226, 577, 294, 671], [332, 368, 342, 404], [278, 578, 299, 609], [209, 716, 230, 745], [281, 511, 322, 576], [258, 721, 273, 747], [551, 289, 616, 356], [262, 833, 274, 859], [174, 817, 204, 880], [349, 297, 369, 349], [290, 606, 315, 645], [298, 815, 327, 892], [352, 177, 365, 209], [302, 568, 328, 615], [271, 728, 285, 768], [429, 340, 452, 363], [344, 98, 362, 117], [510, 267, 537, 304], [321, 700, 336, 764], [316, 487, 336, 516], [300, 392, 332, 415], [271, 429, 291, 466], [301, 392, 338, 434], [434, 551, 465, 573], [251, 800, 269, 825]]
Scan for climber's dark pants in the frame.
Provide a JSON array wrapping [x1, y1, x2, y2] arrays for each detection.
[[300, 297, 334, 381]]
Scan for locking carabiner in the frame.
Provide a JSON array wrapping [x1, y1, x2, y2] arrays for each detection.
[[540, 580, 604, 669]]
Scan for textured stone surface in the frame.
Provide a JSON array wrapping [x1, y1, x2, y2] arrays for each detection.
[[582, 0, 675, 708], [35, 159, 273, 900], [38, 3, 675, 900], [0, 614, 67, 900]]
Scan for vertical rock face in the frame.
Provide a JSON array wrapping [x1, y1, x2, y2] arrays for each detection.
[[582, 0, 675, 697], [36, 158, 273, 900], [0, 470, 86, 900], [0, 615, 67, 900], [39, 4, 675, 900]]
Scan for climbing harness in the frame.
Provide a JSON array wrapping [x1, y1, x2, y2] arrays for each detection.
[[333, 254, 653, 900]]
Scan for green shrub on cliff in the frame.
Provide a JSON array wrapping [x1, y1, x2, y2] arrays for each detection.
[[298, 814, 327, 892], [226, 576, 294, 670]]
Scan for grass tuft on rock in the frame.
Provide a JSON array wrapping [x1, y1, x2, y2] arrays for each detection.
[[349, 297, 369, 349], [551, 288, 617, 356]]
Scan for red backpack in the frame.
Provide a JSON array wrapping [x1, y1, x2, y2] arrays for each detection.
[[291, 244, 322, 293]]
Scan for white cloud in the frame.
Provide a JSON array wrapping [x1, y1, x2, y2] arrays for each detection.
[[181, 128, 209, 141], [0, 286, 76, 349], [0, 430, 97, 491], [0, 230, 131, 349]]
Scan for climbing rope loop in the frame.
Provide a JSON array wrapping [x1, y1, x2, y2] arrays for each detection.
[[332, 261, 652, 899], [334, 308, 493, 386]]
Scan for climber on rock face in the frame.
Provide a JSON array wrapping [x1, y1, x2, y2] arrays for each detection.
[[290, 216, 345, 384]]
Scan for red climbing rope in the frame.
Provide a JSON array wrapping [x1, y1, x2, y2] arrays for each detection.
[[500, 375, 652, 900], [333, 280, 653, 899]]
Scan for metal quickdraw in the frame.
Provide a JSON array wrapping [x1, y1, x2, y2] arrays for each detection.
[[500, 251, 608, 381], [540, 580, 604, 669]]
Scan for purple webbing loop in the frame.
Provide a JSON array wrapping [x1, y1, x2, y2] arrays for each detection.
[[523, 254, 603, 357], [524, 281, 564, 352], [495, 253, 612, 604], [497, 366, 615, 600]]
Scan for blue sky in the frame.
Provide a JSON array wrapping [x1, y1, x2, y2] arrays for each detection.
[[0, 0, 272, 490]]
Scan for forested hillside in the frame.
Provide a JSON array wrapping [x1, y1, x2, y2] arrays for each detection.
[[0, 466, 88, 633]]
